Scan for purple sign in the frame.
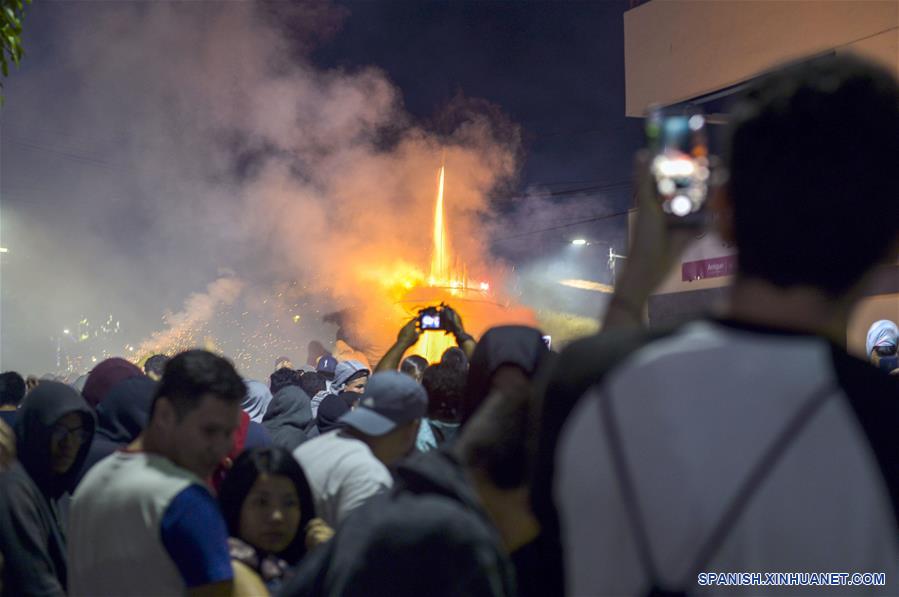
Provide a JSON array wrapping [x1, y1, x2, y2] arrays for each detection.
[[682, 255, 737, 281]]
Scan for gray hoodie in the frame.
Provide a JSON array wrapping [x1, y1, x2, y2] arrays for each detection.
[[262, 386, 319, 451], [311, 361, 369, 417]]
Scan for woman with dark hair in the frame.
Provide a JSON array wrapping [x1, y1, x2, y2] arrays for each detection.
[[219, 447, 333, 593]]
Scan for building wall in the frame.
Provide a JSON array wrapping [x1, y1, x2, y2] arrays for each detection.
[[626, 1, 899, 346], [624, 0, 898, 116]]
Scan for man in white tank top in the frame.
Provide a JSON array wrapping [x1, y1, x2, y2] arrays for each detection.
[[68, 350, 245, 597]]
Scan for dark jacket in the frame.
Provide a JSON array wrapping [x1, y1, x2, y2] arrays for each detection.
[[0, 381, 95, 596], [262, 387, 318, 452], [76, 376, 155, 485], [281, 449, 515, 597]]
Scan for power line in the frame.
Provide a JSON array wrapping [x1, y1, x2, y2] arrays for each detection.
[[493, 207, 631, 242]]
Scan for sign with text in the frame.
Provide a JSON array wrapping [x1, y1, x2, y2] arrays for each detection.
[[682, 254, 737, 281]]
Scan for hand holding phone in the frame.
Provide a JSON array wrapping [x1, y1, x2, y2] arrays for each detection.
[[418, 306, 446, 331], [646, 106, 710, 221]]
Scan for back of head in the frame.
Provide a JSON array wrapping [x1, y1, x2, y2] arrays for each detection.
[[400, 355, 429, 382], [422, 363, 465, 422], [143, 354, 169, 378], [440, 346, 469, 372], [727, 54, 899, 295], [82, 357, 144, 409], [218, 446, 316, 564], [299, 371, 327, 398], [151, 350, 245, 420], [269, 367, 302, 395], [462, 325, 550, 425], [0, 371, 26, 408]]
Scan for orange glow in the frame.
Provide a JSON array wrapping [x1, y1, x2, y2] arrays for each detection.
[[430, 165, 450, 283], [408, 164, 490, 362], [341, 160, 536, 366]]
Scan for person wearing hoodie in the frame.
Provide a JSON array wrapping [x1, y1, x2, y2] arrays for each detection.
[[75, 376, 156, 484], [68, 350, 244, 597], [315, 393, 351, 435], [332, 360, 369, 395], [279, 368, 540, 597], [81, 357, 144, 410], [263, 385, 319, 452], [866, 319, 899, 371], [0, 381, 95, 596], [310, 360, 368, 418]]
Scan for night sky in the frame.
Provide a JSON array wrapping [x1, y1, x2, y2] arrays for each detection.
[[309, 1, 644, 280], [312, 1, 642, 190]]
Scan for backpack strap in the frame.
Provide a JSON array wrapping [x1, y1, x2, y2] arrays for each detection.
[[600, 381, 838, 595]]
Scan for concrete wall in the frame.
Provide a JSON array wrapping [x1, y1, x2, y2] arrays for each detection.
[[624, 0, 898, 116], [626, 0, 899, 343]]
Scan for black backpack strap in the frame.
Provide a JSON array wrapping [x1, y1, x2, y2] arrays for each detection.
[[600, 381, 837, 595], [599, 388, 666, 587], [679, 381, 837, 584]]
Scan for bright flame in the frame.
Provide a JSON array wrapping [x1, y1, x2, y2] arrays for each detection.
[[408, 163, 490, 363], [430, 165, 450, 282]]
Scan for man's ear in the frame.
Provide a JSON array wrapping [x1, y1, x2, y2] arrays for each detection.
[[709, 183, 736, 245], [153, 396, 177, 431]]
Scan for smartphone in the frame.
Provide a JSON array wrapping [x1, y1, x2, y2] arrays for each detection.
[[646, 105, 710, 219], [419, 307, 443, 331]]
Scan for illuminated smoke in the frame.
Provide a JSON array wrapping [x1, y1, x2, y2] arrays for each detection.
[[1, 2, 529, 376], [136, 276, 245, 357]]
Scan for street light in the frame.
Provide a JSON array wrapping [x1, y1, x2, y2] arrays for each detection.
[[568, 239, 628, 285]]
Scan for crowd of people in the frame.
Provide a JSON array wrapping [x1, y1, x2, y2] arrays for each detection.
[[0, 54, 897, 596]]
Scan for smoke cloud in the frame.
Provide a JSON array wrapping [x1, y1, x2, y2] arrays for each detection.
[[136, 276, 245, 357], [1, 1, 524, 376]]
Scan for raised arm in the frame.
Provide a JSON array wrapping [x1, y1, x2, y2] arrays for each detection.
[[375, 318, 422, 373]]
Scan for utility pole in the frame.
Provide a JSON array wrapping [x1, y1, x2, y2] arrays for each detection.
[[608, 247, 627, 287]]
